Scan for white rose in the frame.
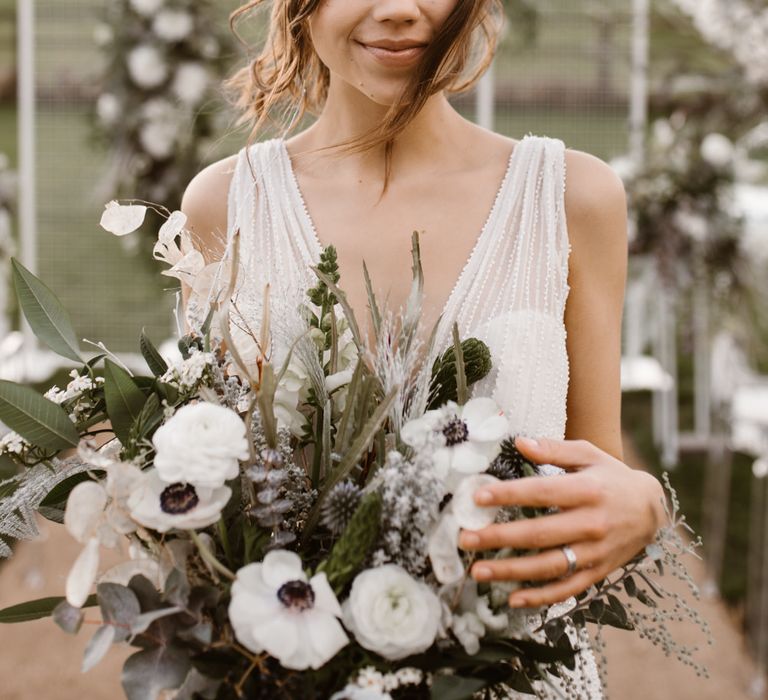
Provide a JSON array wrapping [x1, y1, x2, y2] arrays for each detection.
[[342, 564, 442, 660], [127, 44, 169, 89], [152, 402, 249, 488]]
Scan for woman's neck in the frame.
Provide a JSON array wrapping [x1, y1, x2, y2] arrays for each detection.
[[290, 77, 474, 179]]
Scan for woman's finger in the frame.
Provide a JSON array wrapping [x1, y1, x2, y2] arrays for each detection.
[[473, 471, 603, 509], [459, 509, 607, 551], [514, 435, 603, 472], [470, 541, 603, 583], [506, 565, 609, 609]]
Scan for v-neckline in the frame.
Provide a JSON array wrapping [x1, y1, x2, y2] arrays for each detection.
[[278, 135, 527, 339]]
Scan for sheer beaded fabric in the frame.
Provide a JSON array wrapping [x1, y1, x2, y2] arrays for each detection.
[[222, 135, 604, 698]]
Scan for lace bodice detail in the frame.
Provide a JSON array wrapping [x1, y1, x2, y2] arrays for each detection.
[[226, 134, 572, 443]]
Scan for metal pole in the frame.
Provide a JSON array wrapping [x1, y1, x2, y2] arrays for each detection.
[[17, 0, 37, 352], [629, 0, 649, 165], [476, 60, 495, 132]]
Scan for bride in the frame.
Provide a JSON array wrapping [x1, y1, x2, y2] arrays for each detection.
[[180, 0, 667, 696]]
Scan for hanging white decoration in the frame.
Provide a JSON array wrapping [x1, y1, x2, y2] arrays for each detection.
[[92, 0, 232, 224], [669, 0, 768, 84]]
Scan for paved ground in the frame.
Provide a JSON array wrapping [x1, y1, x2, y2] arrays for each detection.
[[0, 433, 763, 699]]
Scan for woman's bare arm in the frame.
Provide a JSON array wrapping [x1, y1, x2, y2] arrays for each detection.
[[179, 155, 238, 322], [562, 149, 628, 462]]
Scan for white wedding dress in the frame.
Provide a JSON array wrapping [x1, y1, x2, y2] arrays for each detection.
[[224, 134, 604, 698]]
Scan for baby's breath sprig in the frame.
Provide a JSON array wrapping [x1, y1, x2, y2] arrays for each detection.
[[544, 472, 713, 683]]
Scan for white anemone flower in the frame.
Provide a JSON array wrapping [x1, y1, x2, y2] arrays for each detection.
[[127, 468, 231, 533], [63, 463, 144, 607], [100, 200, 147, 236], [342, 564, 442, 660], [228, 550, 349, 670], [401, 397, 507, 480], [152, 402, 249, 489]]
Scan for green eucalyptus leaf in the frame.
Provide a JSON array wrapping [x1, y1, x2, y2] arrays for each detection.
[[140, 328, 169, 377], [11, 258, 82, 362], [103, 359, 147, 446], [52, 599, 85, 634], [122, 645, 191, 700], [82, 624, 117, 673], [0, 379, 79, 449], [0, 594, 97, 623], [97, 582, 141, 643]]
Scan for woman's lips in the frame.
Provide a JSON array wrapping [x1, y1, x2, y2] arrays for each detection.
[[357, 42, 427, 68]]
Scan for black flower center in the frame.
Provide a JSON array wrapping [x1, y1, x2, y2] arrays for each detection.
[[277, 579, 315, 611], [442, 415, 469, 446], [160, 483, 199, 515]]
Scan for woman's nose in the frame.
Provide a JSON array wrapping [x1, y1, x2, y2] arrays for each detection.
[[371, 0, 422, 24]]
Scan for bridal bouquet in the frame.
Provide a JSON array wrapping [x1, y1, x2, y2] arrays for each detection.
[[0, 203, 709, 699]]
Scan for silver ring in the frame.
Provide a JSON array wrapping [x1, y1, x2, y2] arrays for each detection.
[[561, 545, 578, 576]]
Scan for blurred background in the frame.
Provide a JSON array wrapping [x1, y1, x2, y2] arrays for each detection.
[[1, 0, 768, 698]]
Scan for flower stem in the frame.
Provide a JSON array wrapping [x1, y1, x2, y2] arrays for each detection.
[[218, 517, 234, 569], [190, 530, 236, 581]]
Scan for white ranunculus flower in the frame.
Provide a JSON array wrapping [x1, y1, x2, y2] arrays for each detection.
[[100, 200, 147, 236], [401, 397, 507, 480], [152, 402, 249, 489], [127, 468, 231, 532], [129, 0, 163, 17], [228, 550, 349, 670], [152, 9, 194, 43], [342, 564, 442, 660], [701, 132, 735, 169], [127, 44, 169, 89], [172, 62, 210, 106]]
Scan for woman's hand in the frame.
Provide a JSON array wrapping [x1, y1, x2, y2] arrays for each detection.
[[458, 435, 668, 608]]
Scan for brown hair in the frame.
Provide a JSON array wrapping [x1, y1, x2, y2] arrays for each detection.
[[226, 0, 504, 182]]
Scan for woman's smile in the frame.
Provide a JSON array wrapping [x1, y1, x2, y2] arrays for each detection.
[[354, 39, 428, 69]]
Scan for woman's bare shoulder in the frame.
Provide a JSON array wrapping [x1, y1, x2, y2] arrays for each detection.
[[563, 147, 627, 268], [181, 153, 240, 262]]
